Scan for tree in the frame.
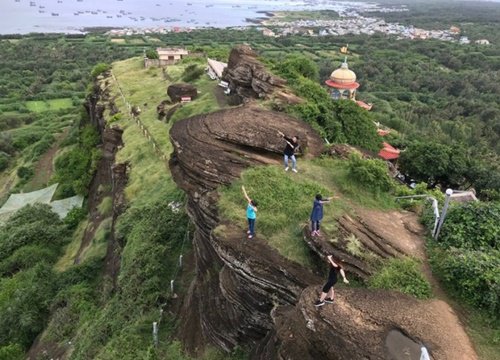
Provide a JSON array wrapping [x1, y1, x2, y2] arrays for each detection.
[[400, 141, 455, 187], [275, 55, 319, 81], [332, 100, 381, 152]]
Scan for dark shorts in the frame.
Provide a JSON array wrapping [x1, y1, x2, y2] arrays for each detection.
[[322, 277, 338, 293]]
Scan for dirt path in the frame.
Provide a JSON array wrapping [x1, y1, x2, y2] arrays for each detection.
[[25, 128, 69, 191]]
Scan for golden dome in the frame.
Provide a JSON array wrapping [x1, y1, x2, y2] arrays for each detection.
[[330, 60, 356, 84]]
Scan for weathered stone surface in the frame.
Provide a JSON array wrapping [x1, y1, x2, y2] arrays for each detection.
[[303, 209, 426, 281], [252, 287, 478, 360], [156, 99, 171, 120], [167, 83, 198, 103], [169, 104, 477, 360], [222, 45, 288, 102], [169, 105, 324, 353]]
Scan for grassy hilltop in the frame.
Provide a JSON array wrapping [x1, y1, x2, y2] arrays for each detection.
[[0, 3, 499, 356]]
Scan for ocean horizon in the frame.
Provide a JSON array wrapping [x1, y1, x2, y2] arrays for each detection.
[[0, 0, 365, 35]]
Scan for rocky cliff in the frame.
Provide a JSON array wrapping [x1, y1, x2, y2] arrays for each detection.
[[170, 105, 477, 360], [222, 45, 302, 105], [170, 105, 324, 352]]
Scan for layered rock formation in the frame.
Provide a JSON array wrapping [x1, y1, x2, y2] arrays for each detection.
[[170, 105, 324, 352], [254, 287, 477, 360], [222, 45, 302, 105], [170, 63, 477, 359]]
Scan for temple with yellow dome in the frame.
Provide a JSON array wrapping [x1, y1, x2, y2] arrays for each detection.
[[325, 57, 372, 110]]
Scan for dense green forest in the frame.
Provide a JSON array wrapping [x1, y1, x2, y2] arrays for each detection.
[[0, 1, 499, 358]]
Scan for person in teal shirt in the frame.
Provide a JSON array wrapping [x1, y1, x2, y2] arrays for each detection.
[[242, 186, 258, 239]]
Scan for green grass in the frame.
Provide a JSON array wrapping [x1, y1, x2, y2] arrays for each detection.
[[218, 158, 399, 266], [465, 311, 500, 360], [54, 219, 88, 272], [110, 57, 222, 205], [25, 98, 73, 112], [97, 196, 113, 217], [368, 257, 432, 299]]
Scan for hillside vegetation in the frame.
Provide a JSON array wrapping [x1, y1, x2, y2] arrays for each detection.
[[0, 4, 499, 357]]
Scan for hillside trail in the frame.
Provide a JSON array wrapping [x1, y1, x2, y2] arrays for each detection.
[[25, 127, 69, 191], [350, 205, 476, 343], [352, 206, 448, 299]]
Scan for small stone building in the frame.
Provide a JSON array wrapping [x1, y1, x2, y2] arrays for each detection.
[[145, 47, 189, 68]]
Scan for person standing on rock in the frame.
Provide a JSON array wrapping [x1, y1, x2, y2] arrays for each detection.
[[242, 186, 258, 239], [310, 194, 332, 237], [277, 130, 299, 173], [315, 255, 349, 307]]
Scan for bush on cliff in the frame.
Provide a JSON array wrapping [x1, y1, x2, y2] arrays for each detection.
[[369, 257, 432, 299]]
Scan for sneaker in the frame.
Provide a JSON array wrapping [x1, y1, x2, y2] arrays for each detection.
[[292, 168, 298, 173], [246, 230, 251, 234], [285, 167, 289, 171], [248, 235, 253, 239], [314, 300, 325, 307], [311, 230, 318, 236], [325, 298, 334, 304]]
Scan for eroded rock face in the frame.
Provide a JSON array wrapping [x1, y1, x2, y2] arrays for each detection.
[[222, 45, 289, 102], [169, 104, 477, 359], [253, 287, 478, 360], [167, 83, 198, 103], [169, 105, 324, 353]]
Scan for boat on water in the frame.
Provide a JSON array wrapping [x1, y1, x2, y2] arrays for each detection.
[[51, 13, 59, 16]]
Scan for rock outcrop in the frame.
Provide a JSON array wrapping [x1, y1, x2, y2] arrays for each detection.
[[303, 209, 427, 281], [253, 287, 477, 360], [222, 45, 300, 104], [167, 83, 198, 103], [170, 105, 324, 353], [170, 64, 477, 358]]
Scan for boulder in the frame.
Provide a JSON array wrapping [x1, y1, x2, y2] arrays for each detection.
[[167, 83, 198, 103], [222, 45, 287, 101]]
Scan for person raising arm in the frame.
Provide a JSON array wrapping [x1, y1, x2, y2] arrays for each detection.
[[315, 254, 349, 307], [242, 186, 258, 239]]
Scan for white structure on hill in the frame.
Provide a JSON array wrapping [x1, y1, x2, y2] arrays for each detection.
[[0, 183, 84, 223], [206, 58, 227, 80]]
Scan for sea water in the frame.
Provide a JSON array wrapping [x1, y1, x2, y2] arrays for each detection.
[[0, 0, 370, 34]]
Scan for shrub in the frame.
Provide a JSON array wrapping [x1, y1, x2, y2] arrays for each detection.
[[0, 343, 24, 360], [0, 152, 9, 171], [145, 49, 159, 59], [182, 64, 204, 82], [430, 247, 500, 319], [0, 204, 69, 260], [0, 263, 58, 349], [438, 202, 500, 250], [64, 207, 87, 230], [91, 63, 111, 78], [369, 257, 432, 299], [53, 125, 101, 196], [275, 55, 319, 81], [16, 165, 34, 181], [347, 154, 393, 194]]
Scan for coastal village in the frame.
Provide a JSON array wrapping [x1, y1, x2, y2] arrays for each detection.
[[106, 17, 489, 46]]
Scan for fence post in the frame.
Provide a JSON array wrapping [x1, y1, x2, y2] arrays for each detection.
[[434, 189, 453, 240], [170, 279, 174, 293], [179, 254, 183, 268], [153, 322, 158, 347]]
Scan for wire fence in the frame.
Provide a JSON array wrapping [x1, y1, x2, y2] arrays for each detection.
[[110, 71, 192, 347], [110, 71, 169, 163]]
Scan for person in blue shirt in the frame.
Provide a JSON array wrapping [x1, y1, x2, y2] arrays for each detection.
[[310, 194, 332, 236], [242, 186, 258, 239]]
